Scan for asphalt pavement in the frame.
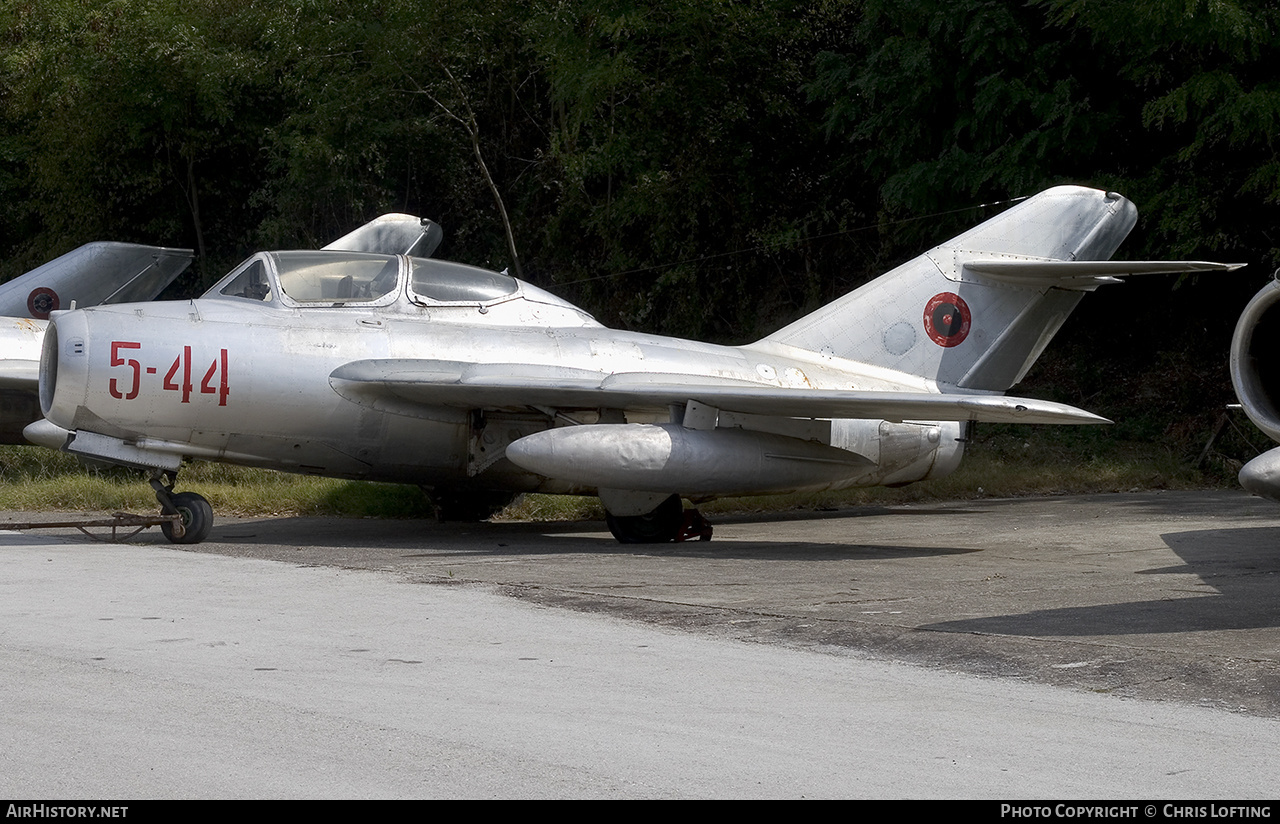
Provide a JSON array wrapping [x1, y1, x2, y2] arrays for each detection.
[[2, 490, 1278, 798]]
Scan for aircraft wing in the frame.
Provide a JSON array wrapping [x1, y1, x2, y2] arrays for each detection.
[[329, 359, 1110, 425]]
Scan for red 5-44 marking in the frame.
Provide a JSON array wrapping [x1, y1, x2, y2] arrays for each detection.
[[109, 341, 229, 406], [108, 341, 142, 400]]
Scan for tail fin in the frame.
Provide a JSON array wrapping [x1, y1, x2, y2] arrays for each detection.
[[0, 242, 192, 320], [763, 186, 1140, 392]]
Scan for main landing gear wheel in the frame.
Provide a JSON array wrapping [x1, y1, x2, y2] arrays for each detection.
[[606, 494, 686, 544]]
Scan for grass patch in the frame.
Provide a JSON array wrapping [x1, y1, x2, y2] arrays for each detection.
[[495, 492, 604, 522], [0, 446, 433, 518]]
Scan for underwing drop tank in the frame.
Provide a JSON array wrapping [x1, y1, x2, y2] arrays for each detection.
[[505, 422, 959, 498]]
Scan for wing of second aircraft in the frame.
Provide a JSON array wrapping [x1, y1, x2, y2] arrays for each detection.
[[0, 360, 38, 390]]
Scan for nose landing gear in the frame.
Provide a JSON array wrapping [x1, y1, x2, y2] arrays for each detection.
[[150, 471, 213, 544]]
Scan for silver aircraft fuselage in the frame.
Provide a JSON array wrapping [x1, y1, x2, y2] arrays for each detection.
[[33, 187, 1239, 543], [39, 251, 962, 497]]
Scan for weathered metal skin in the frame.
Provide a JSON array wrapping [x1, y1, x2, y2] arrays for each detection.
[[506, 423, 876, 496], [0, 317, 45, 383], [1239, 447, 1280, 502], [0, 244, 191, 445], [505, 418, 964, 497], [32, 186, 1242, 540], [0, 241, 192, 445]]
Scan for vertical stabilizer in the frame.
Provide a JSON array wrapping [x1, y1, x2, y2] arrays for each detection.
[[762, 186, 1138, 392]]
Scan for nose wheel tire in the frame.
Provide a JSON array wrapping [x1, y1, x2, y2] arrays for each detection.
[[160, 491, 214, 544]]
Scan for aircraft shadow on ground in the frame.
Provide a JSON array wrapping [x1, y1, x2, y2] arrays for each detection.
[[920, 525, 1280, 637], [192, 511, 981, 563]]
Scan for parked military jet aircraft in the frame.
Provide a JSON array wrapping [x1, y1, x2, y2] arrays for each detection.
[[1230, 277, 1280, 500], [3, 215, 439, 445], [29, 186, 1241, 543]]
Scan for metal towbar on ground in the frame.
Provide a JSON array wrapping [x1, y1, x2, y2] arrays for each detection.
[[3, 512, 184, 543]]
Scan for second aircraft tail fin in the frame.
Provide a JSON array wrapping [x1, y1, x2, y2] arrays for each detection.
[[0, 242, 193, 320]]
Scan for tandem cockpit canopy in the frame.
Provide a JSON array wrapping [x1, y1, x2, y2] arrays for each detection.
[[207, 251, 521, 308]]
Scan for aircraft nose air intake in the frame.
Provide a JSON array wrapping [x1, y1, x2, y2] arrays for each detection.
[[38, 316, 57, 416], [39, 310, 89, 427], [1231, 278, 1280, 445]]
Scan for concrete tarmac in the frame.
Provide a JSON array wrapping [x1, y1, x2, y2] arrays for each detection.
[[2, 490, 1279, 798]]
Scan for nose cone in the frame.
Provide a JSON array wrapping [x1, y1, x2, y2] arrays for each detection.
[[39, 309, 90, 427], [23, 418, 69, 449], [1239, 447, 1280, 502]]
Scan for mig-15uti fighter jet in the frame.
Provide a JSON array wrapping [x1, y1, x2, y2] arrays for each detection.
[[27, 186, 1241, 544]]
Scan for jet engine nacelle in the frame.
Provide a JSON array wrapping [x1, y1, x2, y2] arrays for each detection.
[[1231, 279, 1280, 500], [39, 306, 229, 455]]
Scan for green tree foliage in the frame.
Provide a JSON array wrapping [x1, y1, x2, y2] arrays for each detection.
[[0, 0, 289, 284], [251, 0, 550, 273], [810, 2, 1108, 203], [0, 0, 1277, 451], [526, 0, 840, 338], [1037, 0, 1280, 263]]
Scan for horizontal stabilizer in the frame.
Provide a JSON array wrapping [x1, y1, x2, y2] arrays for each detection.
[[330, 359, 1111, 425], [964, 259, 1244, 290]]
